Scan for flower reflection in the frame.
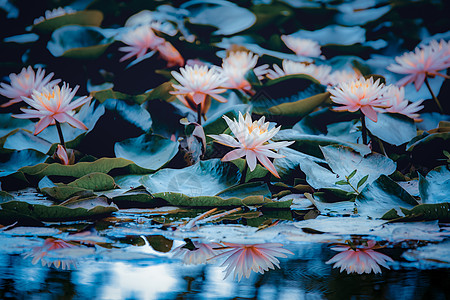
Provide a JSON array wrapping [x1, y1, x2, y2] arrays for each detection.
[[326, 240, 393, 274], [33, 7, 76, 25], [213, 242, 293, 281], [23, 238, 79, 270], [171, 240, 223, 265]]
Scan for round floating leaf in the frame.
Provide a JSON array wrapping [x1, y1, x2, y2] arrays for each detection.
[[356, 175, 419, 218], [47, 25, 113, 59], [383, 203, 450, 222], [4, 129, 53, 153], [140, 159, 240, 197], [290, 25, 366, 46], [181, 0, 256, 35], [268, 92, 330, 117], [419, 165, 450, 204], [32, 10, 104, 33], [18, 157, 148, 181], [366, 113, 417, 146], [111, 187, 168, 208], [0, 149, 48, 178], [273, 147, 326, 181], [273, 129, 371, 158], [41, 186, 88, 201], [114, 134, 179, 171], [0, 197, 117, 222]]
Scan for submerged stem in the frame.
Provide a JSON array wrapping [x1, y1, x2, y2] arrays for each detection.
[[424, 76, 444, 114], [55, 120, 66, 149]]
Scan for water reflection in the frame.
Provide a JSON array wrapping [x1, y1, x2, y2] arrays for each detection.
[[23, 238, 80, 270], [326, 240, 393, 275]]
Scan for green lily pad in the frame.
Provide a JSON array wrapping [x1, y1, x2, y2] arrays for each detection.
[[111, 187, 168, 208], [47, 25, 113, 59], [382, 203, 450, 222], [273, 129, 371, 158], [419, 165, 450, 204], [0, 196, 118, 222], [32, 10, 104, 33], [91, 88, 151, 105], [366, 113, 417, 146], [18, 157, 148, 182], [267, 92, 330, 118], [356, 175, 419, 218], [114, 134, 179, 171], [273, 147, 326, 181], [0, 149, 48, 178], [231, 158, 268, 182], [140, 159, 240, 197]]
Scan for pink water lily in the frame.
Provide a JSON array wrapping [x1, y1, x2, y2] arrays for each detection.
[[387, 40, 450, 91], [326, 240, 393, 274], [156, 41, 184, 67], [119, 25, 165, 62], [209, 112, 293, 178], [212, 242, 293, 281], [379, 85, 424, 121], [281, 35, 323, 58], [170, 64, 228, 116], [0, 66, 60, 107], [12, 83, 91, 135], [328, 77, 387, 122]]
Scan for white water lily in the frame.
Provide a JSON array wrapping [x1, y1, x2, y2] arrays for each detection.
[[267, 60, 332, 85], [33, 7, 76, 25], [379, 85, 424, 121], [281, 35, 323, 58], [209, 112, 293, 178]]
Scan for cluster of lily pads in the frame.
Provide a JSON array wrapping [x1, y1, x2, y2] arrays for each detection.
[[0, 0, 449, 280]]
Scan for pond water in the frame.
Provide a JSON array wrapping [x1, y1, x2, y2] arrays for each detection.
[[0, 198, 449, 300]]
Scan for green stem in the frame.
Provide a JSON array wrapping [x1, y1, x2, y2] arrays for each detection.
[[55, 120, 66, 149], [346, 177, 360, 195], [240, 165, 248, 184], [360, 114, 368, 145], [424, 76, 444, 114], [196, 104, 202, 125]]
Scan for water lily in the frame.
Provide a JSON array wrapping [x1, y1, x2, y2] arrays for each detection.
[[119, 25, 165, 62], [54, 144, 75, 165], [12, 83, 91, 140], [326, 240, 393, 274], [221, 51, 268, 93], [267, 60, 332, 85], [212, 242, 293, 281], [172, 241, 224, 265], [387, 41, 450, 91], [23, 238, 78, 270], [328, 77, 387, 123], [209, 112, 293, 178], [156, 41, 184, 67], [170, 64, 228, 122], [0, 66, 60, 107], [380, 85, 424, 121], [329, 69, 362, 86], [33, 7, 76, 25], [281, 35, 323, 58]]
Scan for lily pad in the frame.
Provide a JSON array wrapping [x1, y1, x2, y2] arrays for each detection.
[[32, 10, 104, 33], [356, 175, 419, 218], [114, 134, 179, 171], [0, 149, 48, 178], [0, 196, 118, 222], [181, 0, 256, 35], [267, 92, 330, 118], [290, 25, 366, 46], [366, 113, 417, 146], [382, 203, 450, 222], [419, 165, 450, 204], [47, 25, 113, 59]]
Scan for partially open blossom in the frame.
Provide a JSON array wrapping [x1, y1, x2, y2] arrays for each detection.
[[267, 60, 332, 85], [0, 66, 60, 107], [209, 112, 293, 178], [23, 238, 78, 270], [212, 242, 293, 281], [12, 83, 91, 135], [54, 144, 75, 165], [326, 240, 393, 274], [379, 85, 424, 121], [428, 39, 450, 64], [170, 64, 228, 115], [33, 7, 76, 25], [172, 241, 224, 265], [156, 41, 184, 67], [328, 77, 387, 122], [281, 35, 323, 58], [119, 25, 165, 62], [387, 41, 450, 91]]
